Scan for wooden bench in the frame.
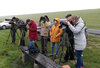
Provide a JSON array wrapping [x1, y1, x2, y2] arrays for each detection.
[[20, 46, 61, 68]]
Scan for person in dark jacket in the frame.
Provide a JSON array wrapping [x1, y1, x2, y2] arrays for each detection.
[[61, 14, 75, 63], [26, 19, 38, 49], [9, 17, 17, 44]]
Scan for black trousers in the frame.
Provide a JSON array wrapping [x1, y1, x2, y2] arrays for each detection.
[[11, 29, 16, 43], [41, 36, 48, 55], [64, 39, 75, 60]]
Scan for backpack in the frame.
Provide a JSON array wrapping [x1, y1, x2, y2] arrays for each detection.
[[28, 42, 40, 54], [84, 26, 88, 39]]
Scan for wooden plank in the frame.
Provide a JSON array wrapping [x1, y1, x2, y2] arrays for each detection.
[[20, 46, 61, 68]]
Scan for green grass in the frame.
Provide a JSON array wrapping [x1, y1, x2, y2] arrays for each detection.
[[0, 8, 100, 68], [0, 8, 100, 29], [0, 29, 100, 68]]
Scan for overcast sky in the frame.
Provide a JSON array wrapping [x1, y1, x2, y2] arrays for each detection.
[[0, 0, 100, 16]]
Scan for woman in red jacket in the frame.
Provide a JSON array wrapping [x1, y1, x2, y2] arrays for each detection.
[[26, 19, 38, 52]]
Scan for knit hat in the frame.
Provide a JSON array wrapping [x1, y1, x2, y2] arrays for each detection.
[[26, 19, 31, 23]]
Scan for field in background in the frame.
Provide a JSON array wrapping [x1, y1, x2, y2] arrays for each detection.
[[0, 8, 100, 29], [0, 29, 100, 68], [0, 8, 100, 68]]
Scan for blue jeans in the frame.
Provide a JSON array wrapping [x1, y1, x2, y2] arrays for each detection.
[[76, 50, 84, 68], [28, 40, 35, 49], [51, 42, 59, 56]]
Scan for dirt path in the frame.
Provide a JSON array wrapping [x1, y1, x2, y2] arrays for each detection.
[[88, 29, 100, 36]]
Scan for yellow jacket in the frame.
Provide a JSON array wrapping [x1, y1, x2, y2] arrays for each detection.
[[50, 18, 63, 42]]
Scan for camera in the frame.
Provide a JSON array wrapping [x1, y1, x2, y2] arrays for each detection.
[[17, 21, 27, 28], [9, 20, 15, 24], [59, 20, 74, 29], [39, 16, 46, 23], [59, 21, 67, 28], [17, 20, 27, 32], [9, 17, 27, 32]]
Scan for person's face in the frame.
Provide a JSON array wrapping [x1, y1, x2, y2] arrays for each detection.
[[54, 20, 58, 24], [72, 20, 76, 24], [28, 21, 31, 25], [67, 17, 72, 22]]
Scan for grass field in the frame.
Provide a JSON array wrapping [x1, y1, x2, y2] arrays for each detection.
[[0, 8, 100, 29], [0, 9, 100, 68], [0, 29, 100, 68]]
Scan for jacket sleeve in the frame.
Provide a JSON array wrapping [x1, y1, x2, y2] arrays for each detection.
[[56, 28, 63, 37], [45, 22, 51, 28], [50, 27, 53, 36], [28, 24, 37, 32], [69, 23, 84, 33]]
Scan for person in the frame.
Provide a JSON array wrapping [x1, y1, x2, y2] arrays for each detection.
[[39, 15, 51, 55], [9, 17, 17, 44], [61, 14, 75, 63], [9, 17, 27, 45], [26, 19, 38, 52], [62, 65, 71, 68], [50, 18, 63, 57], [66, 15, 86, 68], [15, 18, 27, 46]]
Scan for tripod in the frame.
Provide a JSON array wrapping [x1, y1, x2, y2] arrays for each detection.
[[19, 27, 26, 46], [53, 27, 71, 64], [6, 29, 20, 44]]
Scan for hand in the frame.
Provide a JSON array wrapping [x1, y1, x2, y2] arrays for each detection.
[[66, 21, 71, 26], [14, 22, 16, 24]]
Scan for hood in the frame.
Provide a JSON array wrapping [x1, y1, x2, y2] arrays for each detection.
[[54, 18, 60, 26], [28, 20, 35, 26], [31, 20, 35, 24], [77, 17, 84, 24]]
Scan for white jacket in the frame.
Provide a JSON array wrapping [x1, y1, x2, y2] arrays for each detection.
[[69, 17, 86, 50]]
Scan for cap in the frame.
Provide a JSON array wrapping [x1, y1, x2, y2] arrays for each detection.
[[65, 14, 72, 18], [26, 19, 30, 23]]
